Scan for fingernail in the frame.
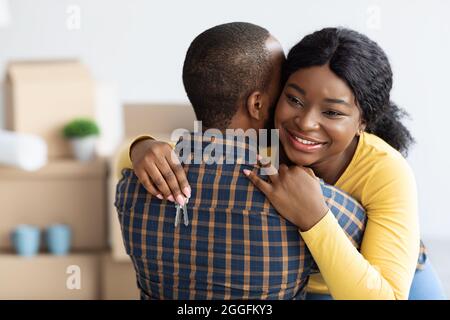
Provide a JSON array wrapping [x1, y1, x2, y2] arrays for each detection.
[[156, 194, 163, 200], [176, 194, 186, 206], [258, 155, 269, 165], [183, 186, 191, 198], [243, 169, 251, 176], [167, 195, 175, 202]]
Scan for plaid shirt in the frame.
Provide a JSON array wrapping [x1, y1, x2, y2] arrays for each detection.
[[115, 133, 425, 299]]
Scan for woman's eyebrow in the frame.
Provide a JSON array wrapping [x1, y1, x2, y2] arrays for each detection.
[[324, 98, 351, 107], [287, 83, 351, 107], [287, 83, 306, 95]]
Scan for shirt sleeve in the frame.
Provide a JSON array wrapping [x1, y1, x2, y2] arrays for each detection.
[[300, 157, 420, 300]]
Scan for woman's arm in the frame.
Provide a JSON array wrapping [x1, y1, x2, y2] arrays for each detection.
[[117, 135, 191, 205], [301, 157, 420, 299], [245, 159, 420, 299]]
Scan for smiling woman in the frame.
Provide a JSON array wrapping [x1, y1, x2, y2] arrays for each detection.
[[276, 64, 364, 185], [252, 27, 445, 300]]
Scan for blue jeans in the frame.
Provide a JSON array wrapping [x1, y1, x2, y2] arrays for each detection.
[[305, 259, 447, 300]]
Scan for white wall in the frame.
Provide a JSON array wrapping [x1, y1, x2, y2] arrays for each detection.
[[1, 0, 449, 239]]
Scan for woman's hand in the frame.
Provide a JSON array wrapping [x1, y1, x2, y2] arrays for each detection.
[[130, 138, 191, 206], [243, 161, 329, 231]]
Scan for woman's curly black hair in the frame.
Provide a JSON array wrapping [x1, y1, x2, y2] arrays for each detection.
[[284, 27, 415, 156]]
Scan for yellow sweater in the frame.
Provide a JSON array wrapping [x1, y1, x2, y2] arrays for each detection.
[[301, 132, 420, 299], [117, 132, 420, 300]]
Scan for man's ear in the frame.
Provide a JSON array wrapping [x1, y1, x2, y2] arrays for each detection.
[[246, 91, 264, 120]]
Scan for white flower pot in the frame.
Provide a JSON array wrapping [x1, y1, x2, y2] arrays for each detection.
[[70, 136, 97, 162]]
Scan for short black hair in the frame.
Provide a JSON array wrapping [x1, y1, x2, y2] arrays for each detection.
[[182, 22, 273, 129]]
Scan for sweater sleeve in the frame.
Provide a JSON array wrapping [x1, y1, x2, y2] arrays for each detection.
[[300, 157, 420, 299], [128, 135, 155, 161], [115, 135, 176, 179]]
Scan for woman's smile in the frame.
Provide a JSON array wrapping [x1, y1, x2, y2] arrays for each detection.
[[284, 127, 328, 153], [274, 64, 365, 176]]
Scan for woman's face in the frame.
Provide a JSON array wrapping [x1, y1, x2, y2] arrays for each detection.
[[274, 64, 364, 171]]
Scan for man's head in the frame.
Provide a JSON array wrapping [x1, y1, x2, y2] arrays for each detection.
[[182, 22, 285, 131]]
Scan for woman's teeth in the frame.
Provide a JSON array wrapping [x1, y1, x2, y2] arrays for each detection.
[[294, 136, 320, 145]]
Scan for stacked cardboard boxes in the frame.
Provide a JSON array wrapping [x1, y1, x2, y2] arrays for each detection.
[[0, 159, 107, 252], [0, 60, 139, 299], [1, 60, 196, 299], [4, 60, 95, 158]]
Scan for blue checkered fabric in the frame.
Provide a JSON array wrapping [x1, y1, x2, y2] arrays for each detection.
[[115, 133, 426, 299]]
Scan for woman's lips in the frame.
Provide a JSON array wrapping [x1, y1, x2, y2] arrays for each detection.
[[285, 128, 327, 153]]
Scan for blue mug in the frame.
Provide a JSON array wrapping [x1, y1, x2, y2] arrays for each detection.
[[11, 225, 41, 257], [46, 224, 72, 256]]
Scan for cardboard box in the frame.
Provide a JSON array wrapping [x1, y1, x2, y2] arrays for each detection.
[[123, 103, 196, 139], [0, 159, 107, 251], [100, 253, 139, 300], [0, 252, 101, 299], [4, 60, 95, 158]]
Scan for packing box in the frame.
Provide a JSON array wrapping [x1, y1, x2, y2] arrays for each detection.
[[4, 60, 95, 158], [0, 253, 100, 299], [100, 253, 139, 300], [123, 103, 196, 139], [0, 159, 107, 251]]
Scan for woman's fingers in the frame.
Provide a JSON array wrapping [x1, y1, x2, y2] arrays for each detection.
[[257, 154, 279, 183], [302, 166, 320, 181], [167, 150, 191, 198], [243, 168, 273, 196], [303, 166, 314, 176], [146, 162, 176, 203], [134, 169, 163, 199], [153, 156, 186, 205]]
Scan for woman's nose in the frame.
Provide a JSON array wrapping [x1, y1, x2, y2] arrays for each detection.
[[294, 110, 320, 131]]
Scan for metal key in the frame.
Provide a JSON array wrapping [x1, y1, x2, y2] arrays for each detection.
[[182, 198, 189, 226], [174, 203, 182, 227], [174, 197, 189, 227]]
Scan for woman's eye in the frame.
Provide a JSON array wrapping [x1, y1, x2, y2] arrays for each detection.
[[324, 110, 343, 117], [286, 94, 304, 107]]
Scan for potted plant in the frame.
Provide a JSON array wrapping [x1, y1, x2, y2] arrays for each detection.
[[63, 118, 100, 162]]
